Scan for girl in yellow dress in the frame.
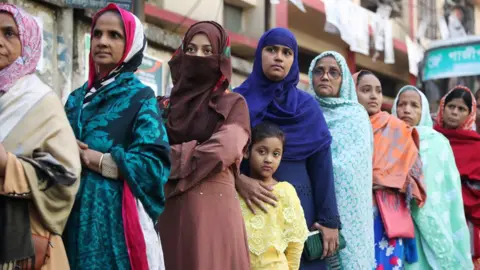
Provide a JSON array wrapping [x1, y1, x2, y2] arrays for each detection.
[[240, 122, 309, 270]]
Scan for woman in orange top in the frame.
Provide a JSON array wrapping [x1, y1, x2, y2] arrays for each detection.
[[353, 70, 426, 270]]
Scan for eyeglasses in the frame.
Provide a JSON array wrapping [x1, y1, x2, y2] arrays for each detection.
[[312, 68, 342, 80]]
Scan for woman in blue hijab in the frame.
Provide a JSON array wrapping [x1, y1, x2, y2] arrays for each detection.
[[235, 28, 340, 270]]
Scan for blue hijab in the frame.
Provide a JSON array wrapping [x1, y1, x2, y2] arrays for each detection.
[[235, 28, 331, 160]]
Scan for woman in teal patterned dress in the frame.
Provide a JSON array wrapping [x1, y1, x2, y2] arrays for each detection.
[[63, 4, 170, 269], [308, 51, 375, 269]]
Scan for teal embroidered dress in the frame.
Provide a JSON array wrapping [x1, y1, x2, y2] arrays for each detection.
[[63, 72, 171, 269], [308, 51, 375, 269], [392, 86, 473, 270]]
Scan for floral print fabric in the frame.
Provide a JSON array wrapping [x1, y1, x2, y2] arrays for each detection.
[[374, 206, 405, 270], [0, 4, 42, 92], [239, 181, 309, 269], [308, 51, 375, 269], [63, 72, 171, 269]]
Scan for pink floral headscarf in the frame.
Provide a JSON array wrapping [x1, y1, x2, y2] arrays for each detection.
[[0, 4, 42, 92]]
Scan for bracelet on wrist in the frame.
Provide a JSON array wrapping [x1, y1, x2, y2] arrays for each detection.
[[98, 154, 104, 172]]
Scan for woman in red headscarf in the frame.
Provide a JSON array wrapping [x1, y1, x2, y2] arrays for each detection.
[[434, 86, 480, 266], [63, 4, 171, 270], [157, 22, 251, 270]]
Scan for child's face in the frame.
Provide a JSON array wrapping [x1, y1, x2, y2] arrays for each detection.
[[247, 137, 283, 179]]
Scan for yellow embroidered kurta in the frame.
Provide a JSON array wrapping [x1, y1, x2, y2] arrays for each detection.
[[240, 181, 309, 270]]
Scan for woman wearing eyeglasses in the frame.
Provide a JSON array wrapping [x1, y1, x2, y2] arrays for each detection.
[[308, 52, 374, 269]]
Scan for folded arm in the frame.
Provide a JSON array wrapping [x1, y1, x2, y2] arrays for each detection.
[[168, 98, 250, 196]]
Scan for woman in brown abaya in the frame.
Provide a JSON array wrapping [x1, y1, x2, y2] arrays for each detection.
[[158, 21, 251, 270]]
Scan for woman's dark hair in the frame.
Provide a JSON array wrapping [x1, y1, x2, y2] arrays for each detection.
[[356, 70, 376, 86], [250, 122, 286, 150], [95, 9, 123, 24], [444, 87, 473, 113]]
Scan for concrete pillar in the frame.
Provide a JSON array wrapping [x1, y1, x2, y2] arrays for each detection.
[[134, 0, 145, 21], [56, 8, 74, 102], [274, 0, 288, 28], [346, 49, 356, 74], [408, 0, 416, 86], [244, 0, 265, 38], [475, 4, 480, 35]]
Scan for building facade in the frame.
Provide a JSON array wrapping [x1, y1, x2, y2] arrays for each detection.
[[6, 0, 480, 105]]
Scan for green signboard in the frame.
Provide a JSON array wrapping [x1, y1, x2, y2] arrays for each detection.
[[66, 0, 132, 10], [423, 43, 480, 81]]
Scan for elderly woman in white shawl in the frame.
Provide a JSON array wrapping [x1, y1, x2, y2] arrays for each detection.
[[0, 4, 80, 269], [308, 51, 374, 269]]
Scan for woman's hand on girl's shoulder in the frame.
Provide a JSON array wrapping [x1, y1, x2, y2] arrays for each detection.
[[236, 174, 277, 214]]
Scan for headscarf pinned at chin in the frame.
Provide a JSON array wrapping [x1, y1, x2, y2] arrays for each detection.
[[235, 28, 331, 161], [392, 85, 433, 128], [0, 4, 42, 92]]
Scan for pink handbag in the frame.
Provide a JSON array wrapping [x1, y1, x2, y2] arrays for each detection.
[[375, 189, 415, 239]]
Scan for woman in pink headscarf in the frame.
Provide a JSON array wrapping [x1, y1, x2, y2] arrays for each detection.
[[0, 4, 81, 269]]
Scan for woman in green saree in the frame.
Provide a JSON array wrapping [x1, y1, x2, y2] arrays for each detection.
[[392, 85, 472, 269]]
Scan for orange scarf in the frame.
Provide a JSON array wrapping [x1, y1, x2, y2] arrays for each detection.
[[371, 111, 426, 206]]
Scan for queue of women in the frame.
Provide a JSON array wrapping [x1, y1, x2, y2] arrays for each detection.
[[1, 2, 480, 270]]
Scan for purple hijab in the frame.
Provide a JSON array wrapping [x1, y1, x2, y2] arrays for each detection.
[[235, 28, 331, 160]]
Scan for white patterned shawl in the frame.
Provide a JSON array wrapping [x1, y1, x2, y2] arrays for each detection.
[[309, 51, 375, 269]]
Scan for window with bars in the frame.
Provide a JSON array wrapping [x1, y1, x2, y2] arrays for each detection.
[[417, 0, 438, 40]]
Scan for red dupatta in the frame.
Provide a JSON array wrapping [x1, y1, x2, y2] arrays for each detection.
[[434, 86, 480, 259], [90, 4, 149, 270]]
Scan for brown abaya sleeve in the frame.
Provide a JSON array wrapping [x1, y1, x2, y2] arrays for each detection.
[[167, 99, 249, 197]]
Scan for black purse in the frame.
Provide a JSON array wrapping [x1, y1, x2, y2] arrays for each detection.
[[304, 230, 346, 261]]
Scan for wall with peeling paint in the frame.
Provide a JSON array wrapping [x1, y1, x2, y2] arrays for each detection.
[[9, 0, 253, 100]]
